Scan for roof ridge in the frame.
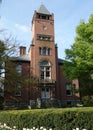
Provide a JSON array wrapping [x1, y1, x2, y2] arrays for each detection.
[[37, 4, 50, 15]]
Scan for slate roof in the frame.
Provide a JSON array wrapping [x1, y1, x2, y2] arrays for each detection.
[[37, 4, 50, 15], [13, 54, 64, 64], [13, 54, 30, 62]]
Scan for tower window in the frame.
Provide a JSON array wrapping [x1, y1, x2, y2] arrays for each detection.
[[39, 47, 42, 55], [39, 47, 51, 56], [40, 60, 51, 80], [42, 15, 47, 19], [43, 47, 46, 55], [38, 14, 49, 20], [37, 34, 53, 42], [48, 48, 50, 55]]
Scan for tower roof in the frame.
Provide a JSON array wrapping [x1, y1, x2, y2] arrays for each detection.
[[37, 4, 50, 15]]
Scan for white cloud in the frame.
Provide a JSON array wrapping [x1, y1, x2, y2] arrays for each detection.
[[15, 24, 30, 32]]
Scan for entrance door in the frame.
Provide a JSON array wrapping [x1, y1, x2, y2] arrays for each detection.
[[41, 88, 50, 99]]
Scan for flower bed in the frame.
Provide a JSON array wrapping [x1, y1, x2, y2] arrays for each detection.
[[0, 123, 17, 130], [0, 123, 87, 130]]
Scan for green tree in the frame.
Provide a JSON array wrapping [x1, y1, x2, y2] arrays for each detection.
[[0, 37, 21, 97], [0, 40, 7, 70], [63, 14, 93, 96], [0, 40, 11, 109], [0, 37, 19, 77], [0, 38, 38, 105]]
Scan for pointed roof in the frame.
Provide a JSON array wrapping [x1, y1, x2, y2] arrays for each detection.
[[37, 4, 50, 15]]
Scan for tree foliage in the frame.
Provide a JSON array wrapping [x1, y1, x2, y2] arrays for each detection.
[[0, 40, 7, 69], [0, 37, 19, 76], [63, 14, 93, 96], [0, 36, 20, 95], [0, 36, 38, 98]]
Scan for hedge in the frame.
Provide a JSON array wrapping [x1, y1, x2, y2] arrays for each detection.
[[0, 108, 93, 130]]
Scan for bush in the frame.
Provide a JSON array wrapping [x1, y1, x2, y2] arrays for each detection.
[[0, 108, 93, 130], [82, 96, 93, 106]]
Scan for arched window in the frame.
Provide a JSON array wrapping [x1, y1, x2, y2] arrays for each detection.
[[40, 60, 51, 80]]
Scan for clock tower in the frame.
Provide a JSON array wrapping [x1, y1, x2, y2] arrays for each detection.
[[29, 4, 58, 100], [4, 4, 80, 108]]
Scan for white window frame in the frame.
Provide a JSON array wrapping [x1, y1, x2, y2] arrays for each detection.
[[40, 61, 51, 80], [66, 84, 72, 96], [39, 47, 51, 56], [41, 88, 50, 99], [16, 64, 22, 74]]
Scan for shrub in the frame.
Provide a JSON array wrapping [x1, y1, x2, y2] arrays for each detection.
[[0, 108, 93, 130], [82, 96, 93, 106]]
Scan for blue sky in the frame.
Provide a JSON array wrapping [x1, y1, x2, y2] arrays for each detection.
[[0, 0, 93, 59]]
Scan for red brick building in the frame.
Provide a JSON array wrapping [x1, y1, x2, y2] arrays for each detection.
[[4, 4, 80, 108]]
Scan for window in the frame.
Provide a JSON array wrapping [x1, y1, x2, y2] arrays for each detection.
[[66, 84, 72, 96], [15, 83, 21, 96], [42, 15, 47, 19], [48, 48, 50, 55], [39, 47, 41, 55], [16, 64, 22, 74], [38, 14, 49, 20], [39, 47, 51, 56], [42, 47, 46, 55], [41, 88, 50, 99], [37, 34, 53, 42], [40, 60, 51, 80]]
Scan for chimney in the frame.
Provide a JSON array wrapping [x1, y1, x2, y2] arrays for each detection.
[[20, 46, 26, 56]]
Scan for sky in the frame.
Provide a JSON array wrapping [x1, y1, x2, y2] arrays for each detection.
[[0, 0, 93, 59]]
